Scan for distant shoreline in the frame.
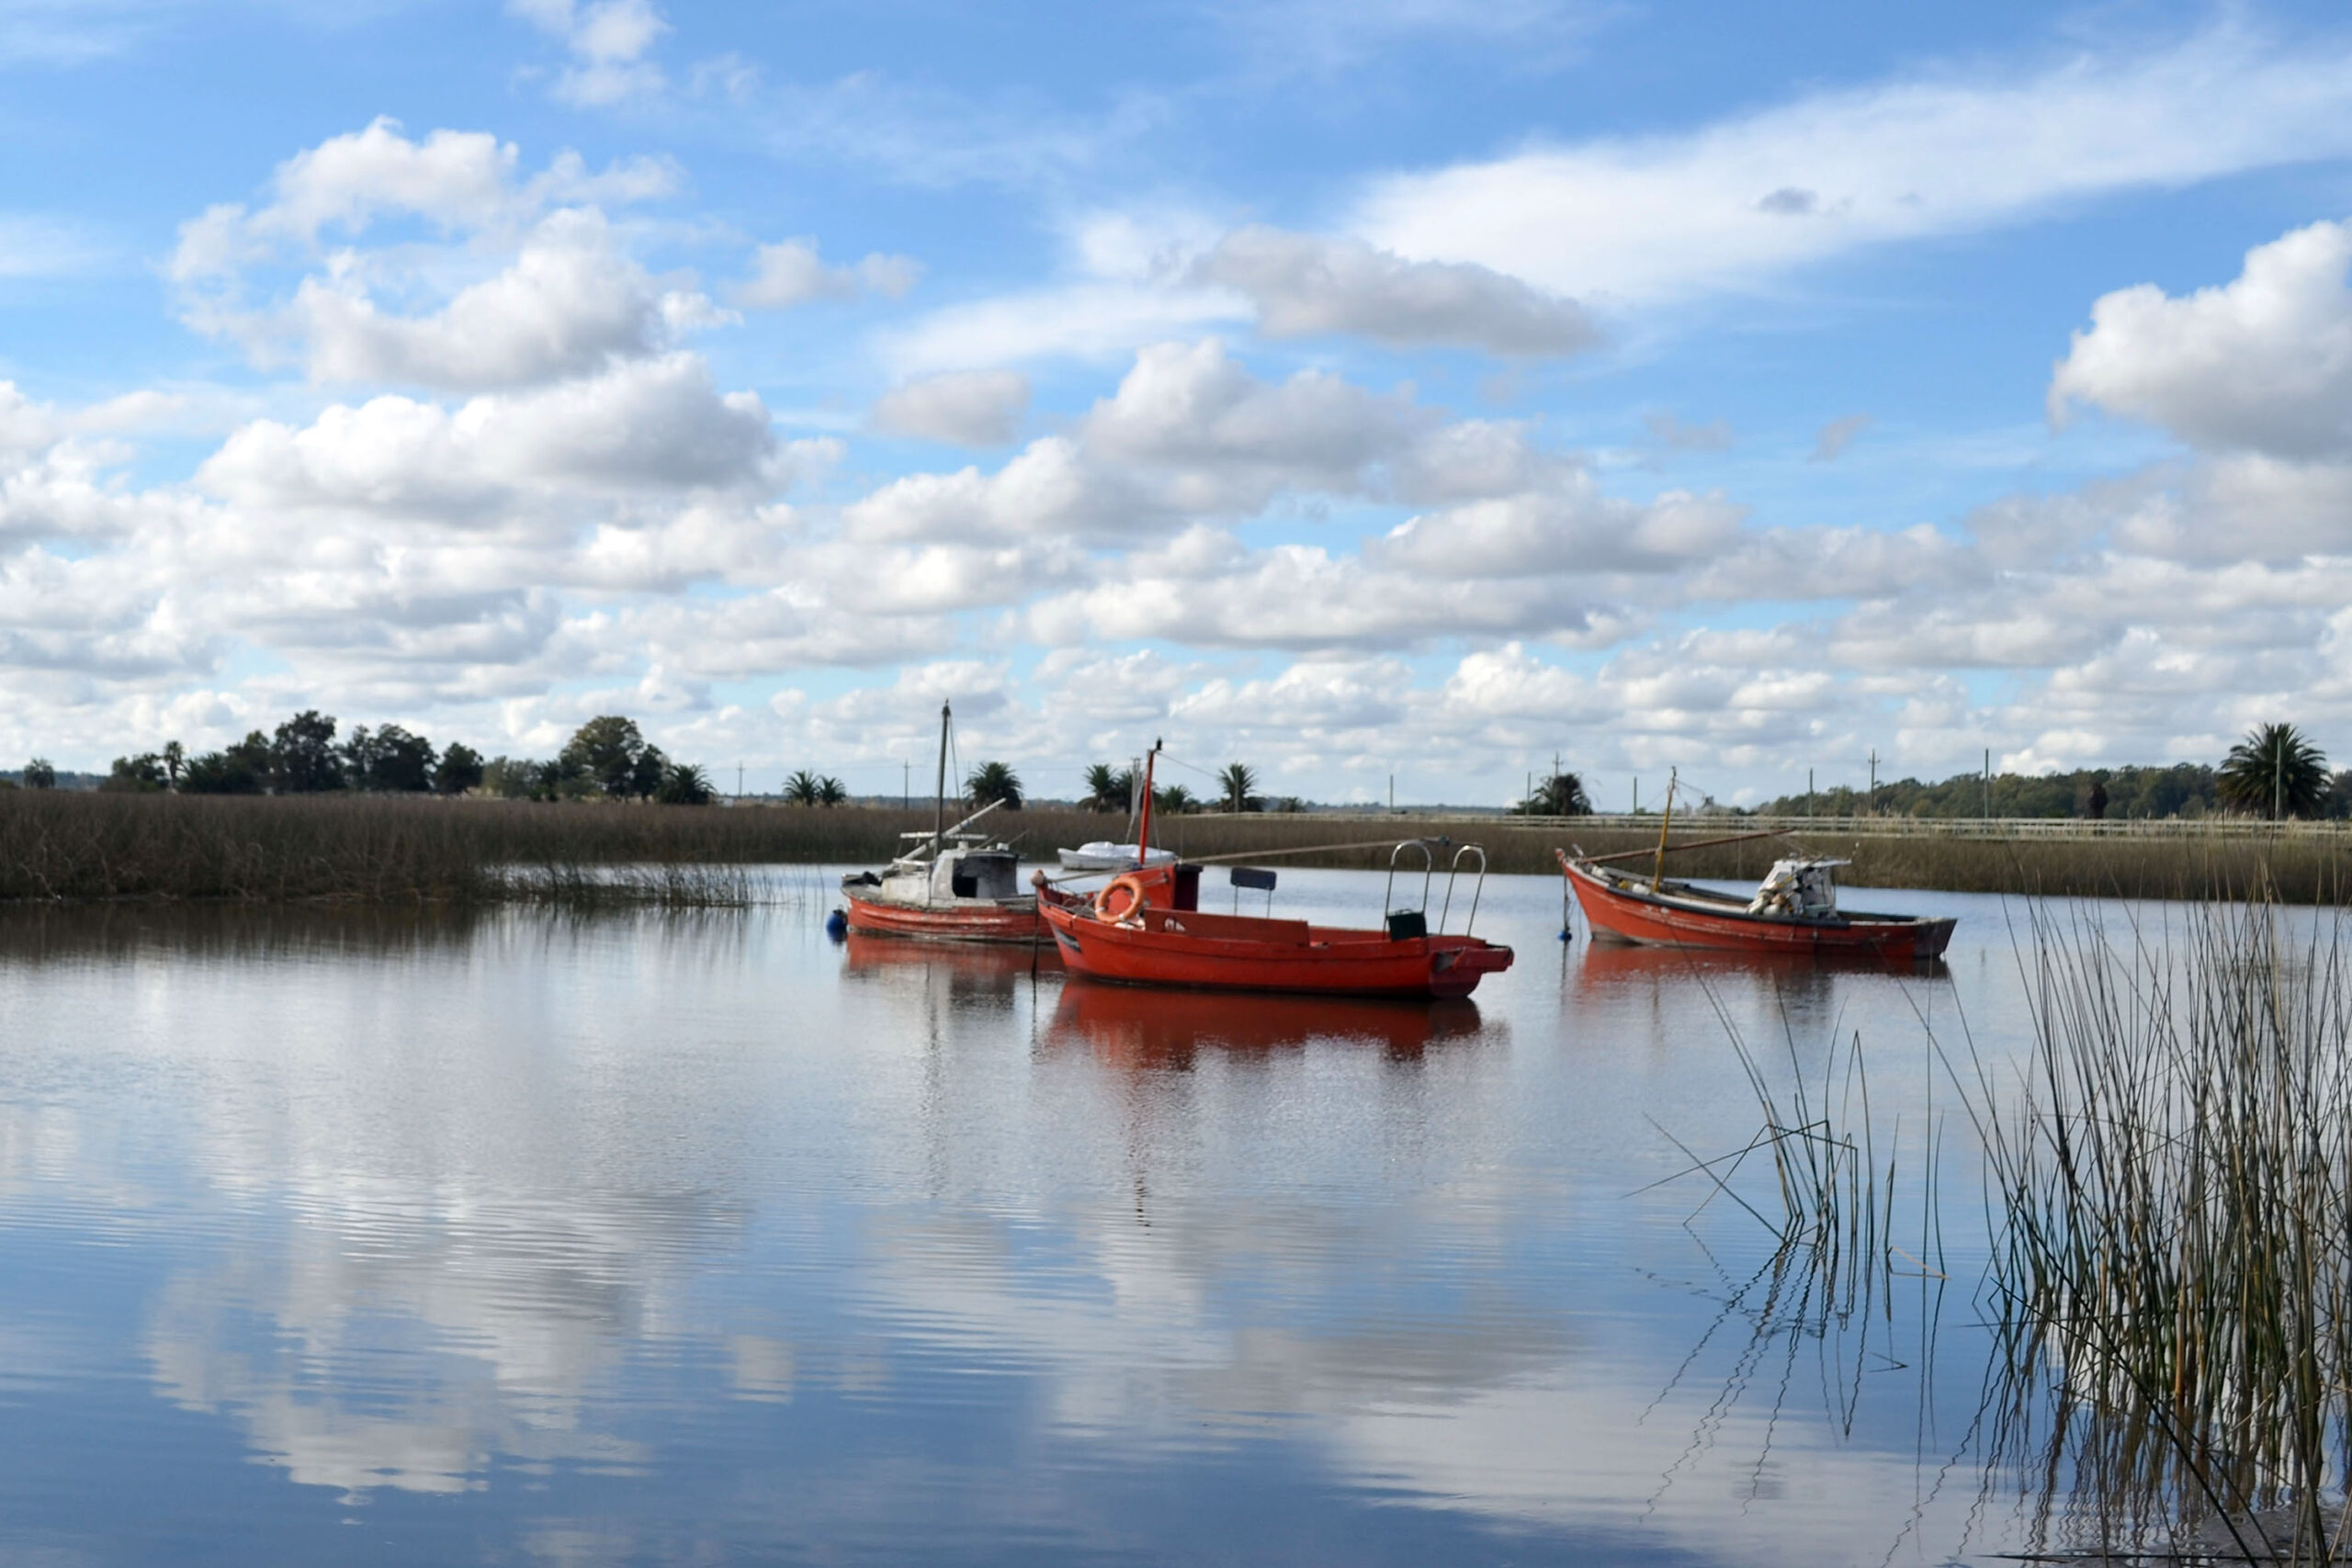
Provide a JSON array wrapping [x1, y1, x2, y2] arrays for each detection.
[[0, 792, 2343, 905]]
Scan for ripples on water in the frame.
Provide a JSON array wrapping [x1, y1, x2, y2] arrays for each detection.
[[0, 871, 2086, 1563]]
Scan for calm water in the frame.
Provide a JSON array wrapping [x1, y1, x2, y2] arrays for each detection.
[[0, 869, 2079, 1564]]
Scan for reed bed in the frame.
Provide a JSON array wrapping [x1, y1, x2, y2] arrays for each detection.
[[1979, 900, 2352, 1562], [0, 791, 852, 904], [3, 789, 2345, 903]]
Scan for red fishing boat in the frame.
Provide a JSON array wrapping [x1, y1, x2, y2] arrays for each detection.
[[837, 702, 1043, 944], [1558, 850, 1956, 963], [1034, 743, 1515, 998]]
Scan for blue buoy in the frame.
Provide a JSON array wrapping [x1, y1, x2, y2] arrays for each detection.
[[824, 908, 848, 942]]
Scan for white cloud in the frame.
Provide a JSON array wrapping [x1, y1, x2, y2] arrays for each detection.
[[870, 370, 1031, 446], [198, 353, 775, 517], [2051, 218, 2352, 459], [170, 118, 677, 282], [733, 239, 922, 310], [849, 340, 1430, 545], [1197, 227, 1595, 355], [844, 437, 1136, 546], [1354, 23, 2352, 303], [876, 280, 1242, 377], [1374, 483, 1743, 577], [1080, 338, 1423, 491], [286, 209, 712, 390], [510, 0, 671, 106]]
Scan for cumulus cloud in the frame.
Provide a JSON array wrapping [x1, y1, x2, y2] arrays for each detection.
[[870, 370, 1030, 446], [198, 354, 776, 518], [2051, 218, 2352, 459], [1196, 227, 1595, 355], [1080, 338, 1424, 488], [1375, 483, 1744, 578], [170, 120, 688, 395], [286, 209, 714, 390], [733, 240, 922, 310], [171, 118, 674, 283], [1353, 23, 2352, 303], [848, 339, 1430, 545]]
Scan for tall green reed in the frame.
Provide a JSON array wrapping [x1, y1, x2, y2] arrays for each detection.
[[1984, 897, 2352, 1562]]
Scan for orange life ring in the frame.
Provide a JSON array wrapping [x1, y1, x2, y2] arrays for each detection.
[[1094, 874, 1148, 923]]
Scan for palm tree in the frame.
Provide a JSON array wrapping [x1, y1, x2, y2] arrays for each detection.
[[1517, 771, 1593, 816], [1153, 782, 1196, 815], [784, 769, 822, 806], [1082, 762, 1132, 813], [1216, 761, 1261, 813], [966, 761, 1023, 810], [655, 763, 715, 805], [817, 775, 847, 806], [2219, 722, 2329, 819]]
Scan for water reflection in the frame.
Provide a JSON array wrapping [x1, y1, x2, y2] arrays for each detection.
[[0, 882, 2110, 1562], [0, 900, 491, 964], [1046, 981, 1485, 1066]]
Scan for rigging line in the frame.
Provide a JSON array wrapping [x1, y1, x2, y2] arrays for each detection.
[[1153, 751, 1226, 783]]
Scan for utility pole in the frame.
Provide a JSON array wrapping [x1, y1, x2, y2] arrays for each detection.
[[736, 761, 744, 801], [1388, 773, 1395, 814], [1984, 748, 1991, 820], [1807, 767, 1814, 818], [1868, 749, 1879, 815], [1633, 776, 1639, 815]]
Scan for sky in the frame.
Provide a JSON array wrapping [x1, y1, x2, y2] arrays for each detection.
[[6, 0, 2352, 806]]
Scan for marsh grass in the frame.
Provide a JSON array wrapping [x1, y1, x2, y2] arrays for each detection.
[[3, 790, 2344, 904], [1976, 899, 2352, 1562], [1651, 976, 1949, 1395], [0, 792, 853, 904]]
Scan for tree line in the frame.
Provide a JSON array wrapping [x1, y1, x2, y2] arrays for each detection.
[[1071, 761, 1304, 816], [5, 713, 715, 805], [1514, 723, 2352, 822]]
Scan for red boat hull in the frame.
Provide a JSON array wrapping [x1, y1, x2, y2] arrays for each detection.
[[1559, 852, 1955, 963], [842, 891, 1043, 944], [1038, 895, 1512, 998]]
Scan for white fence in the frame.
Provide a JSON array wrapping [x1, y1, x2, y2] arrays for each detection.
[[1450, 812, 2352, 841], [1162, 807, 2352, 841]]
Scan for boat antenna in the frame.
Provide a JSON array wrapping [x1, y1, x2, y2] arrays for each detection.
[[1136, 738, 1161, 861], [1651, 766, 1676, 891], [933, 701, 951, 867]]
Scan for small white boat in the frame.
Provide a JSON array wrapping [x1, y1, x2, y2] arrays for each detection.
[[1057, 841, 1178, 873]]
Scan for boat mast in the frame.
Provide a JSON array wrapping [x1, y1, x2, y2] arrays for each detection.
[[1651, 767, 1677, 891], [932, 701, 951, 868], [1135, 739, 1161, 863]]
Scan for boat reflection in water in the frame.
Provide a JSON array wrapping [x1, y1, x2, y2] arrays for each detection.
[[1571, 935, 1949, 1053], [841, 931, 1057, 1010], [1046, 980, 1483, 1069]]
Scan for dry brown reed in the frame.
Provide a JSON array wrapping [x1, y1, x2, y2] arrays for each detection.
[[4, 789, 2344, 903], [0, 791, 839, 904]]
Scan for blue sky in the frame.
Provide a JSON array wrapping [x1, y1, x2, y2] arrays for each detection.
[[6, 0, 2352, 805]]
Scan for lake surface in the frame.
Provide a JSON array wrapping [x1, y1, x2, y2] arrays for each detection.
[[0, 869, 2104, 1564]]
